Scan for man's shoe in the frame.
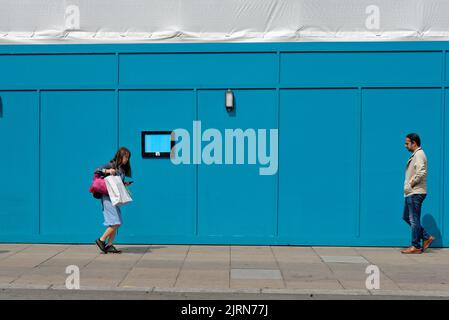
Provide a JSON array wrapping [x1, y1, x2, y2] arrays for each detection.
[[401, 246, 423, 254], [95, 238, 107, 254], [105, 245, 122, 254], [423, 236, 435, 251]]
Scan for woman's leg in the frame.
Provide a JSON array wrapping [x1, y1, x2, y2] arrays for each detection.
[[100, 226, 115, 242], [107, 225, 119, 246]]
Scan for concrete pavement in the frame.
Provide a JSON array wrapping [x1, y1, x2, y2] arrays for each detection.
[[1, 244, 449, 298]]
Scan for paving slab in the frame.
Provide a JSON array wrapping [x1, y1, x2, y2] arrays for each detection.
[[0, 276, 22, 284], [19, 245, 69, 255], [230, 279, 285, 289], [175, 269, 229, 288], [85, 260, 138, 269], [38, 257, 97, 268], [185, 254, 229, 261], [278, 262, 332, 273], [281, 267, 335, 282], [120, 278, 175, 288], [273, 253, 323, 264], [76, 277, 123, 287], [135, 259, 184, 269], [231, 260, 279, 269], [284, 280, 344, 290], [320, 255, 369, 264], [124, 267, 179, 280], [188, 246, 229, 253], [182, 261, 229, 270], [148, 245, 190, 253], [395, 282, 449, 291], [175, 281, 230, 289], [313, 247, 360, 256], [231, 269, 282, 280], [0, 256, 56, 268], [0, 244, 31, 250], [140, 252, 188, 260], [0, 245, 31, 260], [176, 269, 229, 281]]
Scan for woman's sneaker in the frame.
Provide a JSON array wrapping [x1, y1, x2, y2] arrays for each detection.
[[106, 245, 122, 254], [95, 238, 107, 254]]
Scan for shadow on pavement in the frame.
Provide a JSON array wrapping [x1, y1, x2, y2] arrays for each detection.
[[118, 246, 167, 254], [423, 214, 443, 248]]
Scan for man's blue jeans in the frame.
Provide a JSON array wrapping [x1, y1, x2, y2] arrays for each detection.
[[402, 194, 430, 248]]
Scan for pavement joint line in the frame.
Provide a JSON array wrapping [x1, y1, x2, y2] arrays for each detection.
[[11, 246, 90, 286], [117, 245, 151, 288], [270, 246, 287, 288], [0, 244, 34, 262], [8, 245, 72, 286], [173, 245, 191, 288], [33, 245, 71, 269], [83, 252, 102, 268], [311, 246, 345, 290]]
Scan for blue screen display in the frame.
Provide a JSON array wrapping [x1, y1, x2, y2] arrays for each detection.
[[144, 134, 171, 153]]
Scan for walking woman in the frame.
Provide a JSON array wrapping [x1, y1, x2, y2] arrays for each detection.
[[94, 147, 132, 254]]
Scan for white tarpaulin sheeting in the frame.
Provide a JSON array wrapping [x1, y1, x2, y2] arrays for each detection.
[[1, 0, 449, 43]]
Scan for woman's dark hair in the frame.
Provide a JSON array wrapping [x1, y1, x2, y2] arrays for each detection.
[[406, 133, 421, 147], [111, 147, 132, 177]]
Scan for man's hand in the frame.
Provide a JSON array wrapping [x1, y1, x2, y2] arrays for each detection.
[[405, 182, 413, 194]]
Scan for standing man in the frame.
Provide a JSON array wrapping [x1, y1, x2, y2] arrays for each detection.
[[401, 133, 434, 254]]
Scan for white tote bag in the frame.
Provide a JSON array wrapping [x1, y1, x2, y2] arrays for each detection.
[[105, 175, 133, 207]]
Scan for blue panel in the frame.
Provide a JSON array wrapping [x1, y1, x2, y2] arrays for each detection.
[[281, 52, 442, 85], [278, 89, 359, 242], [118, 90, 196, 239], [0, 54, 117, 88], [40, 91, 117, 237], [361, 89, 442, 245], [119, 53, 278, 86], [0, 92, 38, 237], [197, 90, 278, 238]]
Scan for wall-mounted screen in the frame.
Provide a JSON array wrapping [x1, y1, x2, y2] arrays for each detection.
[[141, 131, 174, 158]]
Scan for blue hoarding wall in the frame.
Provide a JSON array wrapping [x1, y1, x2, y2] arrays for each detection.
[[0, 41, 448, 247]]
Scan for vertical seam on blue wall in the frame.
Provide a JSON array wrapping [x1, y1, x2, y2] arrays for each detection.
[[195, 88, 199, 237], [442, 50, 446, 243], [276, 51, 281, 239], [440, 86, 446, 240], [116, 53, 120, 151], [117, 53, 120, 86], [277, 51, 281, 85], [38, 89, 41, 236], [276, 87, 280, 238], [116, 89, 119, 150], [442, 87, 446, 242], [357, 87, 362, 238]]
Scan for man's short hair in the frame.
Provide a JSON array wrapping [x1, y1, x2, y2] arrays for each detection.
[[406, 133, 421, 147]]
